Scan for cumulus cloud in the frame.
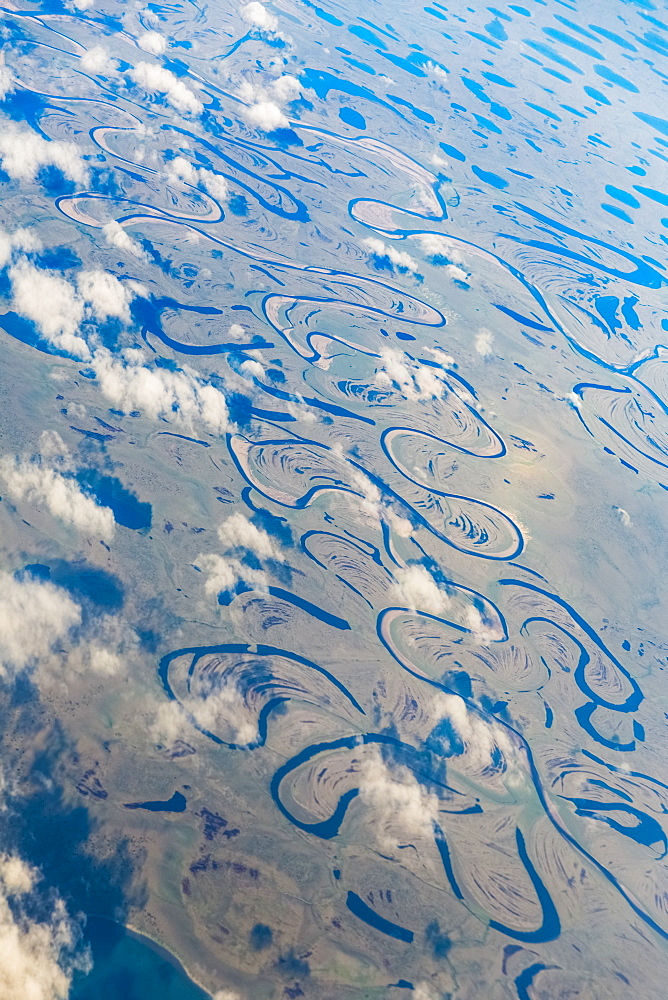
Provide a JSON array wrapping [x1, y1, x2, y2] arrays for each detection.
[[138, 31, 167, 55], [0, 853, 88, 1000], [52, 614, 139, 683], [0, 436, 115, 541], [217, 512, 280, 559], [196, 553, 268, 597], [80, 45, 118, 75], [391, 564, 450, 616], [415, 235, 471, 281], [463, 604, 504, 644], [238, 74, 300, 131], [0, 570, 81, 677], [195, 513, 285, 603], [427, 61, 449, 83], [167, 156, 229, 203], [93, 349, 229, 435], [358, 751, 440, 849], [151, 686, 256, 747], [0, 226, 41, 270], [285, 397, 318, 424], [102, 220, 147, 260], [445, 263, 470, 282], [226, 323, 247, 341], [374, 348, 449, 401], [270, 74, 301, 104], [76, 269, 134, 323], [9, 261, 135, 358], [129, 62, 203, 115], [0, 558, 142, 699], [239, 358, 264, 379], [0, 127, 87, 185], [474, 328, 494, 356], [363, 237, 419, 274], [185, 686, 255, 744], [9, 260, 87, 357], [429, 692, 515, 770], [245, 100, 287, 130], [240, 2, 278, 33], [424, 345, 455, 367]]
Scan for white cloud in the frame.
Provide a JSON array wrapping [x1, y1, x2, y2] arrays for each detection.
[[0, 555, 143, 700], [463, 604, 503, 644], [363, 237, 419, 273], [445, 263, 470, 283], [202, 171, 229, 202], [138, 31, 167, 56], [194, 507, 289, 600], [0, 852, 88, 1000], [238, 75, 301, 132], [53, 614, 138, 682], [427, 62, 449, 83], [196, 552, 268, 598], [348, 466, 383, 521], [166, 156, 228, 203], [93, 349, 229, 435], [9, 262, 135, 358], [430, 152, 450, 170], [0, 226, 41, 270], [239, 358, 264, 378], [374, 348, 448, 401], [245, 100, 287, 130], [80, 46, 118, 75], [0, 439, 115, 541], [129, 62, 203, 115], [390, 564, 450, 616], [358, 751, 440, 849], [102, 221, 146, 260], [416, 233, 463, 261], [151, 685, 257, 747], [149, 701, 187, 746], [217, 512, 280, 559], [285, 397, 318, 424], [0, 126, 87, 185], [415, 236, 471, 282], [474, 328, 494, 356], [227, 323, 247, 341], [240, 2, 278, 33], [0, 52, 15, 101], [9, 260, 88, 358], [424, 346, 455, 367], [0, 570, 81, 677], [187, 685, 256, 744], [613, 505, 632, 527], [76, 269, 135, 324], [270, 74, 300, 104], [167, 155, 197, 185], [430, 692, 515, 770]]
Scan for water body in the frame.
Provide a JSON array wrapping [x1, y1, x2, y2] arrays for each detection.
[[0, 0, 666, 998], [71, 918, 210, 1000]]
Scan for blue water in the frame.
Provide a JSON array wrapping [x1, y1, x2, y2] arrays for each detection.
[[0, 0, 667, 997], [71, 918, 210, 1000]]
